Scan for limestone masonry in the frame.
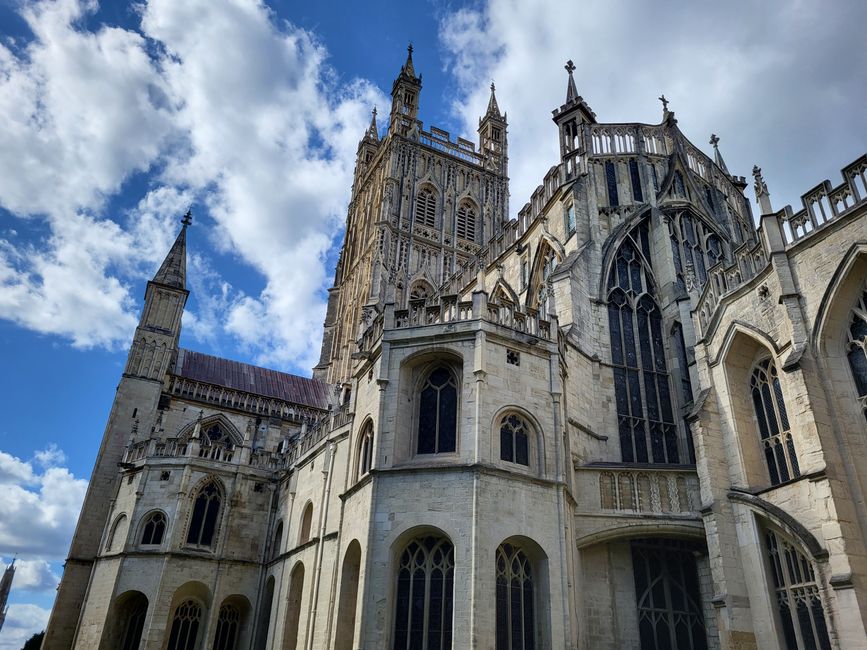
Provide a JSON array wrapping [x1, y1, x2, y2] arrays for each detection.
[[43, 48, 867, 649]]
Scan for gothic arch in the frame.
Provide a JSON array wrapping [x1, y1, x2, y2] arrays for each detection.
[[489, 277, 520, 306], [99, 590, 149, 650], [490, 405, 546, 475], [105, 513, 129, 553], [710, 321, 782, 368], [354, 417, 375, 481], [408, 277, 435, 302], [811, 242, 867, 354], [597, 209, 655, 301], [184, 476, 225, 549], [575, 521, 706, 549], [526, 237, 564, 311], [137, 509, 169, 547], [178, 413, 244, 446]]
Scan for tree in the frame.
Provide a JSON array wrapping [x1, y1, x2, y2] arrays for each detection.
[[22, 631, 44, 650]]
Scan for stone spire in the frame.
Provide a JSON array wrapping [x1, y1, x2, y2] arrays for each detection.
[[153, 210, 190, 290], [400, 43, 418, 82], [565, 60, 578, 103], [486, 81, 502, 118], [752, 165, 773, 214], [0, 559, 15, 634], [365, 107, 379, 141], [710, 134, 730, 175]]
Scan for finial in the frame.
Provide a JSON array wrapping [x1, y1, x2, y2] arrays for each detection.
[[372, 106, 377, 119], [565, 60, 576, 75], [490, 80, 495, 92], [181, 208, 192, 227], [659, 94, 669, 112], [564, 60, 578, 103], [407, 42, 413, 56], [710, 133, 720, 148], [752, 164, 773, 213]]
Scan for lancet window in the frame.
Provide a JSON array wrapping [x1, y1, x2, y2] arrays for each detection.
[[631, 540, 707, 650], [750, 359, 800, 485], [456, 201, 477, 241], [358, 421, 374, 478], [500, 414, 530, 466], [415, 187, 437, 228], [764, 529, 832, 649], [846, 288, 867, 421], [212, 603, 241, 650], [418, 367, 458, 454], [496, 543, 535, 650], [140, 511, 166, 546], [667, 211, 724, 292], [605, 161, 619, 207], [607, 221, 680, 463], [199, 423, 235, 462], [167, 600, 202, 650], [393, 536, 454, 650], [186, 481, 221, 548]]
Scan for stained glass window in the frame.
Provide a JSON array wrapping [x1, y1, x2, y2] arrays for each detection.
[[606, 161, 619, 207], [141, 511, 166, 546], [631, 540, 708, 650], [607, 221, 680, 463], [630, 159, 644, 202], [167, 600, 202, 650], [667, 211, 724, 292], [564, 204, 576, 236], [186, 482, 221, 547], [393, 536, 454, 650], [846, 289, 867, 422], [750, 359, 800, 485], [416, 187, 437, 228], [212, 603, 241, 650], [496, 543, 535, 650], [418, 367, 458, 454], [500, 414, 530, 466], [764, 529, 832, 649]]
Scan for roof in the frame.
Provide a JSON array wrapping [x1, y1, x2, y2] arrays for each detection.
[[174, 349, 331, 410]]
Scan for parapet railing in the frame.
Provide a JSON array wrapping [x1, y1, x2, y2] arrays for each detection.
[[776, 154, 867, 245], [574, 464, 701, 515], [166, 375, 325, 423], [123, 437, 296, 470], [418, 128, 485, 166]]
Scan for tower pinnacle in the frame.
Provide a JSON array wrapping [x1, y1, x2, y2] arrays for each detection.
[[565, 60, 578, 103], [153, 212, 190, 290], [753, 165, 773, 214], [485, 81, 502, 118], [0, 559, 15, 634], [710, 134, 730, 175]]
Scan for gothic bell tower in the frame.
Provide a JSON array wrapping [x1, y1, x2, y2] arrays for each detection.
[[389, 44, 422, 137]]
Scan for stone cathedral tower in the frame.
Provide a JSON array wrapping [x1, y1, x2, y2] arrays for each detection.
[[46, 49, 867, 650]]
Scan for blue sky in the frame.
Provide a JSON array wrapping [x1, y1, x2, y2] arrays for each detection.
[[0, 0, 864, 645]]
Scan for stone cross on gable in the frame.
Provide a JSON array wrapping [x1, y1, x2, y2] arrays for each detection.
[[181, 209, 192, 226], [659, 94, 669, 112], [565, 60, 576, 75], [710, 133, 720, 148]]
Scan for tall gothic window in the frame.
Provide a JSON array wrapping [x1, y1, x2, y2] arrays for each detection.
[[140, 511, 166, 546], [629, 159, 643, 202], [212, 603, 241, 650], [119, 594, 148, 650], [631, 540, 707, 650], [415, 187, 437, 228], [496, 543, 535, 650], [393, 536, 454, 650], [418, 367, 458, 454], [846, 288, 867, 422], [167, 600, 202, 650], [535, 246, 559, 317], [605, 161, 619, 207], [199, 423, 235, 462], [106, 514, 127, 552], [750, 359, 800, 485], [299, 503, 314, 545], [272, 522, 283, 560], [186, 481, 221, 548], [358, 422, 374, 478], [764, 529, 832, 649], [456, 202, 477, 241], [667, 211, 724, 292], [500, 414, 530, 466], [607, 221, 680, 463]]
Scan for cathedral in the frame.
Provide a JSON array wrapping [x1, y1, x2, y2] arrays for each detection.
[[43, 47, 867, 649]]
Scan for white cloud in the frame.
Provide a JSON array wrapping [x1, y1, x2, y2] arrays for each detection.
[[439, 0, 867, 218], [0, 0, 387, 368], [0, 448, 87, 558], [0, 558, 59, 593], [0, 604, 49, 650], [33, 444, 66, 468]]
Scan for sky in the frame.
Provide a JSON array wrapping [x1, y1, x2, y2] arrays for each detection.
[[0, 0, 864, 645]]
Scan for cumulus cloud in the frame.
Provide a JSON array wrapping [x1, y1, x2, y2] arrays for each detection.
[[0, 447, 87, 558], [0, 0, 387, 368], [439, 0, 867, 218], [0, 558, 59, 593], [0, 603, 49, 650]]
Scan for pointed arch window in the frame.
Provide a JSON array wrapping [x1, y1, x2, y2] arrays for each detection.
[[357, 422, 374, 479], [605, 161, 619, 207], [393, 536, 454, 650], [167, 600, 202, 650], [186, 481, 221, 548], [120, 596, 147, 650], [763, 529, 832, 649], [199, 423, 235, 462], [212, 603, 241, 650], [418, 367, 458, 454], [500, 414, 530, 466], [410, 281, 432, 302], [496, 543, 535, 649], [456, 202, 477, 241], [106, 514, 128, 553], [667, 211, 724, 292], [415, 187, 437, 228], [846, 288, 867, 422], [750, 359, 800, 485], [607, 221, 680, 463], [141, 511, 166, 546]]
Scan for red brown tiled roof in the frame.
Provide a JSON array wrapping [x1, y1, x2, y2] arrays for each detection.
[[175, 349, 331, 410]]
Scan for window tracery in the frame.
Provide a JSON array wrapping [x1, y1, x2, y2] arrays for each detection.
[[140, 511, 166, 546], [607, 221, 680, 463], [415, 187, 437, 228], [667, 211, 724, 292], [495, 543, 535, 650], [418, 367, 458, 454], [750, 359, 800, 485], [186, 481, 221, 548], [500, 414, 530, 466], [764, 529, 832, 649], [212, 603, 241, 650], [846, 288, 867, 421], [456, 202, 477, 242], [358, 421, 374, 478], [393, 536, 454, 650], [167, 600, 202, 650]]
